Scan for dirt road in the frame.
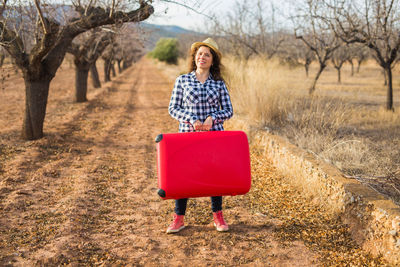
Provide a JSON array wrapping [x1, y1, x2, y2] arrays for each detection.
[[0, 59, 385, 266]]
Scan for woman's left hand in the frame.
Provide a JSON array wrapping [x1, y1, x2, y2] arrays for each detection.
[[202, 116, 213, 131]]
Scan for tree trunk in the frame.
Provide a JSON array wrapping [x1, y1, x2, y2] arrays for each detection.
[[305, 63, 310, 77], [349, 61, 354, 76], [309, 65, 325, 94], [117, 60, 122, 73], [336, 67, 341, 83], [122, 61, 129, 70], [357, 59, 364, 73], [104, 60, 111, 82], [0, 54, 5, 67], [386, 67, 394, 111], [90, 63, 101, 88], [75, 63, 90, 102], [22, 78, 51, 140], [383, 69, 387, 86], [111, 63, 116, 77]]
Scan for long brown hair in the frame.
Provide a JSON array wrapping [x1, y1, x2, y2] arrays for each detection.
[[188, 45, 225, 81]]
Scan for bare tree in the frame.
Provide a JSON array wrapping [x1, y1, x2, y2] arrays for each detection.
[[290, 39, 316, 77], [0, 0, 154, 140], [121, 47, 143, 70], [177, 33, 204, 59], [114, 48, 124, 73], [101, 24, 143, 82], [122, 54, 133, 70], [116, 23, 145, 72], [276, 36, 316, 77], [354, 45, 370, 73], [90, 62, 102, 88], [326, 0, 400, 110], [345, 44, 358, 76], [331, 44, 349, 83], [111, 58, 117, 77], [302, 47, 316, 78], [102, 44, 116, 82], [293, 0, 340, 94], [210, 0, 285, 60], [67, 28, 114, 102], [346, 57, 354, 76]]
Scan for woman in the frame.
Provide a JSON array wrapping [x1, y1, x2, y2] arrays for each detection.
[[167, 38, 233, 233]]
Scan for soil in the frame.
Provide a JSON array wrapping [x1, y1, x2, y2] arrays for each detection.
[[0, 59, 387, 266]]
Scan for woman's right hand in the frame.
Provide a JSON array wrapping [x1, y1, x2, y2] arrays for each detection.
[[193, 120, 203, 131]]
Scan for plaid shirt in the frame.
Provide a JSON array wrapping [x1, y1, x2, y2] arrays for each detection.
[[168, 71, 233, 132]]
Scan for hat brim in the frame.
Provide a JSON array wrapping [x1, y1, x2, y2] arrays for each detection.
[[191, 42, 222, 59]]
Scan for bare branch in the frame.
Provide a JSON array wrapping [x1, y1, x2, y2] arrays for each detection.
[[34, 0, 49, 34], [162, 0, 213, 20], [109, 0, 116, 18]]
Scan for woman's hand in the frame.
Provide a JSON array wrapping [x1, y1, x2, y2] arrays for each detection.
[[193, 120, 203, 131], [202, 116, 213, 131], [193, 117, 213, 131]]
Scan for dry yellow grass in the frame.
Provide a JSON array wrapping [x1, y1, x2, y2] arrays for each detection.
[[223, 57, 292, 125], [224, 56, 400, 204]]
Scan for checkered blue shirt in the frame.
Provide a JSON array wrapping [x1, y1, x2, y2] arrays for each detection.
[[168, 71, 233, 132]]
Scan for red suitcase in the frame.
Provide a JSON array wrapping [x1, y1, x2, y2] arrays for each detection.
[[155, 131, 251, 199]]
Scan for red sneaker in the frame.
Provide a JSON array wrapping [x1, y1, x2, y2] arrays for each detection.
[[213, 210, 229, 232], [166, 214, 185, 234]]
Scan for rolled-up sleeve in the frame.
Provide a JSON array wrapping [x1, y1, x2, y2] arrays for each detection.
[[210, 82, 233, 124], [168, 76, 198, 125]]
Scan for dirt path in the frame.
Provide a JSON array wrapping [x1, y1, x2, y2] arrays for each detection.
[[0, 59, 386, 266]]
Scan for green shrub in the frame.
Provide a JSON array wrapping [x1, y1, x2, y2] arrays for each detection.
[[149, 38, 179, 64]]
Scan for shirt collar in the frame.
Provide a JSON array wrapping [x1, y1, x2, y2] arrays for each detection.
[[190, 71, 214, 82]]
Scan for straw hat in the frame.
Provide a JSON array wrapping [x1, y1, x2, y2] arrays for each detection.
[[191, 38, 222, 59]]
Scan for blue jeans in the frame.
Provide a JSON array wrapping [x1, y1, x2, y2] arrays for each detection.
[[175, 196, 223, 215]]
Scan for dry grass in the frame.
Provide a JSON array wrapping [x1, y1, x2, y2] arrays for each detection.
[[224, 58, 291, 126], [223, 55, 400, 204], [150, 58, 187, 82]]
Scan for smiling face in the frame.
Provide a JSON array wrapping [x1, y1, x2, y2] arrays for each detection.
[[195, 46, 213, 71]]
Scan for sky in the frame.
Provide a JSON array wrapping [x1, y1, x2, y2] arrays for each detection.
[[146, 0, 236, 31], [146, 0, 295, 31]]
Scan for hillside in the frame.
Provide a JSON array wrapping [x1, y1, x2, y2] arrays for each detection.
[[140, 22, 204, 50]]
